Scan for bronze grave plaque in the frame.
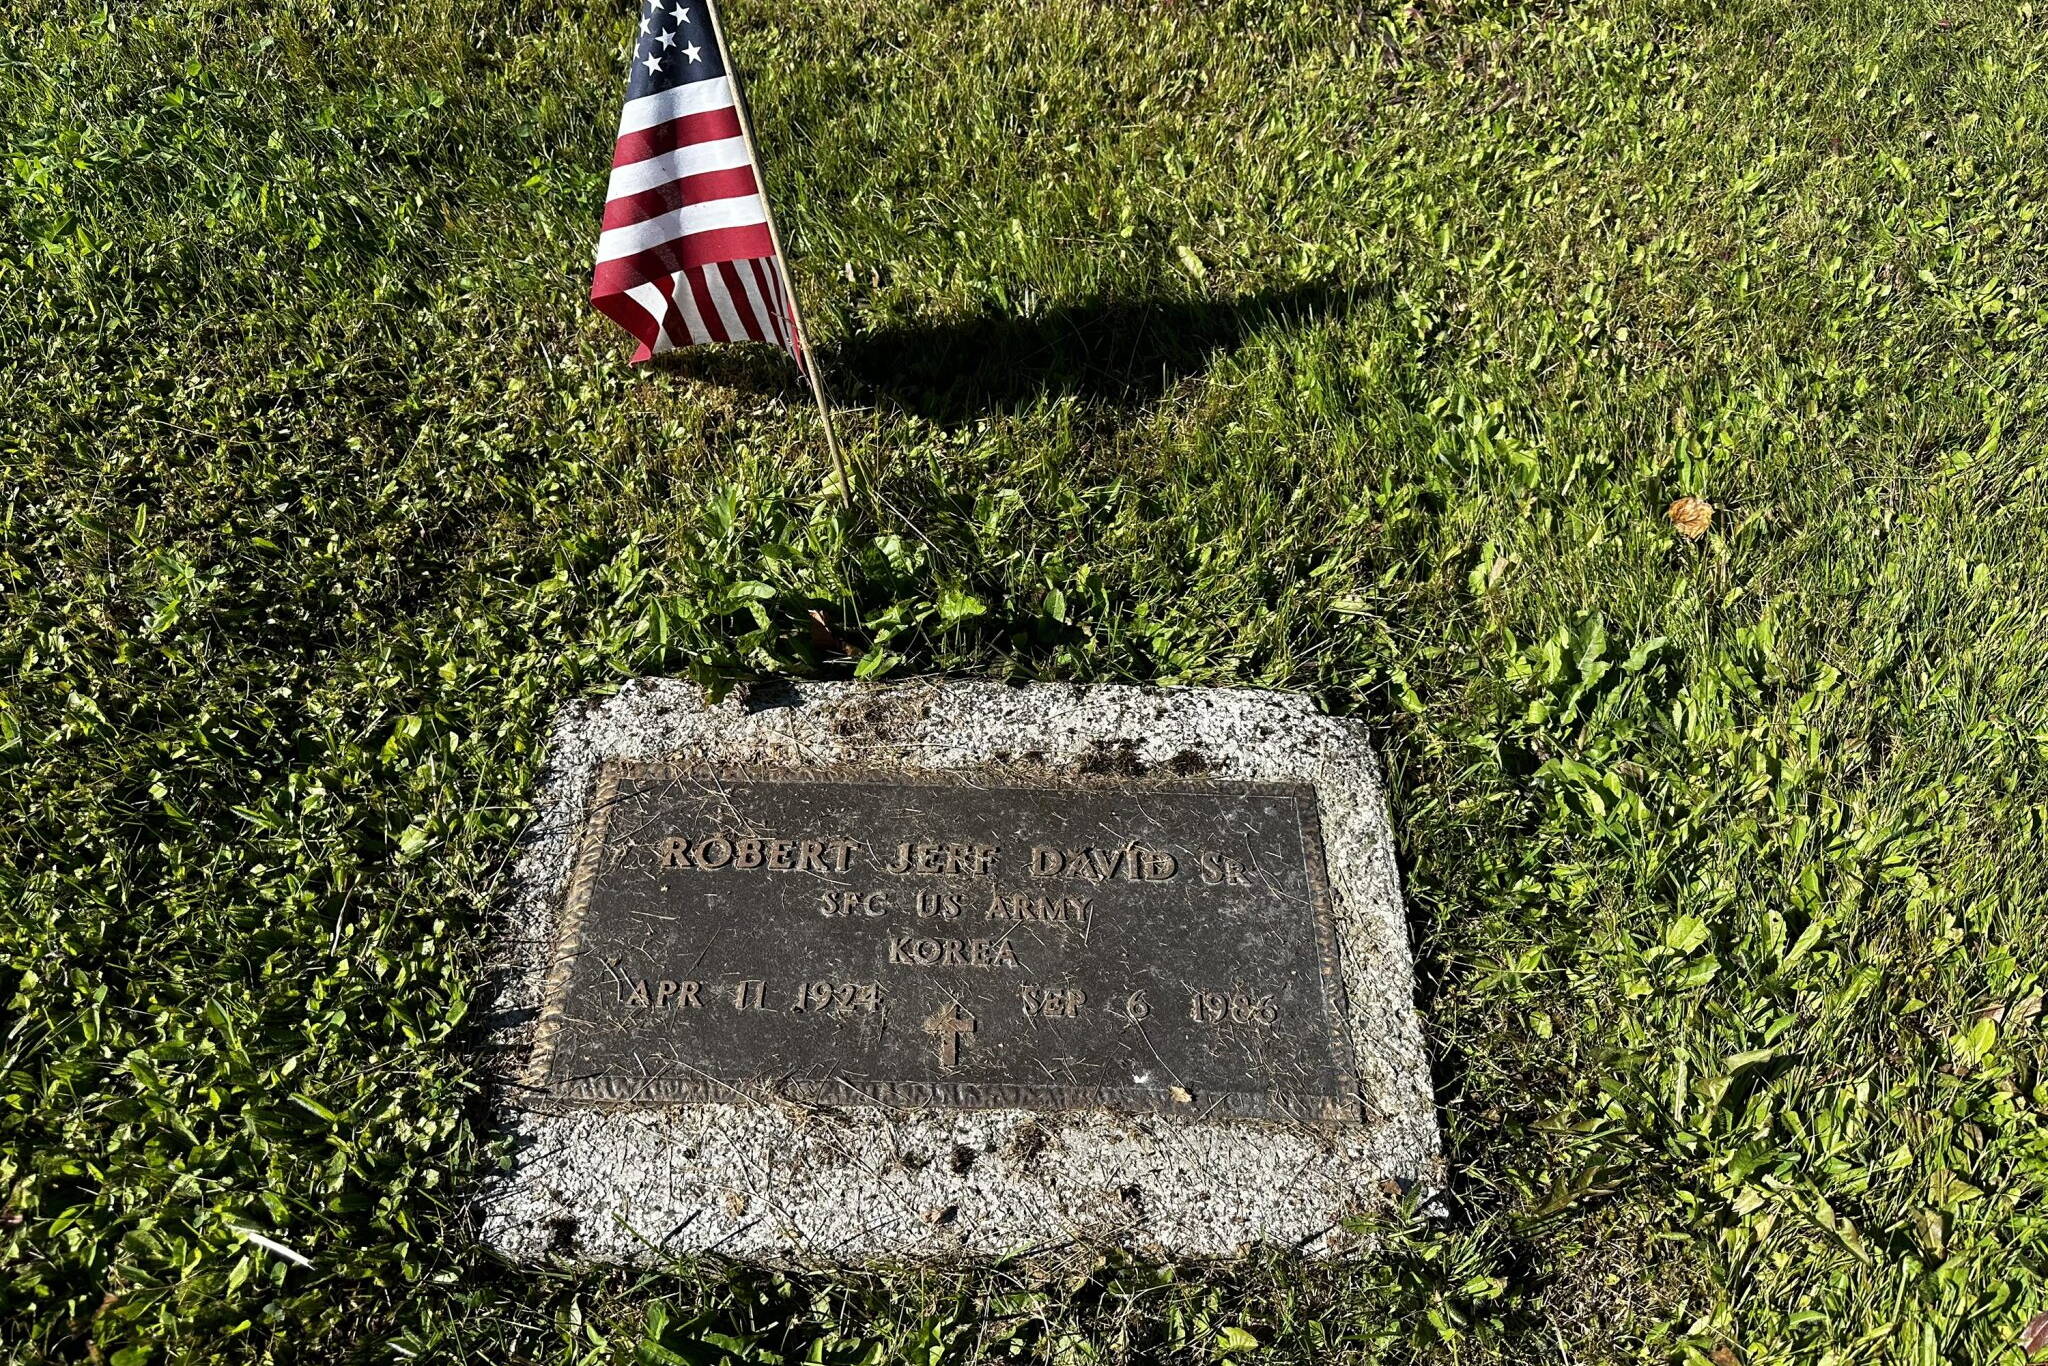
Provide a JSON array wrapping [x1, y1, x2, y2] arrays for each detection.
[[527, 764, 1362, 1121]]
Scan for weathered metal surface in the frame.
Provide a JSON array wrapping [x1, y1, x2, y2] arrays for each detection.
[[528, 764, 1361, 1122]]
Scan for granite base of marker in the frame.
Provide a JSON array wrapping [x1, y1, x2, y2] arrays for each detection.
[[482, 680, 1439, 1266]]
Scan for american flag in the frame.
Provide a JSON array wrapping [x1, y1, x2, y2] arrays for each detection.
[[590, 0, 803, 366]]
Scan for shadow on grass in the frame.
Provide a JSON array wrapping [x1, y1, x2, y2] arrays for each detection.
[[835, 280, 1366, 422], [651, 281, 1369, 422]]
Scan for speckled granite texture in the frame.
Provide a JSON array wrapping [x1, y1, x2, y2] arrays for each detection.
[[481, 680, 1438, 1265]]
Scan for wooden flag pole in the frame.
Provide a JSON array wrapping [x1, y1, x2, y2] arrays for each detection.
[[701, 0, 855, 500]]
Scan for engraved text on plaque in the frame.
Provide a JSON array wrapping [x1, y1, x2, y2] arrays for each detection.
[[527, 765, 1361, 1121]]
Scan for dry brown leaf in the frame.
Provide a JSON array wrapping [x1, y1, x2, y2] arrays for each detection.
[[2011, 993, 2045, 1033], [807, 609, 853, 657], [1667, 496, 1714, 539], [2021, 1311, 2048, 1359]]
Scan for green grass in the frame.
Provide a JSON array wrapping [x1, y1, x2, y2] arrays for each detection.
[[5, 0, 2048, 1358]]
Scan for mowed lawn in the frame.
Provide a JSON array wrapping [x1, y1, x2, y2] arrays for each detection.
[[6, 0, 2048, 1358]]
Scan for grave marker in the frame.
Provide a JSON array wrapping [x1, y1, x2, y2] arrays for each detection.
[[486, 682, 1439, 1264]]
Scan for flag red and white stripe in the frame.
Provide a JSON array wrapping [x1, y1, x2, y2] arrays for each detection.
[[590, 1, 804, 367]]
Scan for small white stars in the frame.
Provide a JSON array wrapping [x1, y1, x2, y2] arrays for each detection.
[[654, 27, 675, 48], [641, 51, 664, 74], [669, 2, 692, 20], [682, 41, 703, 62], [639, 12, 652, 33]]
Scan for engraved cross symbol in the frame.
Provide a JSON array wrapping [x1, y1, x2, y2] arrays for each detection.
[[925, 1002, 975, 1070]]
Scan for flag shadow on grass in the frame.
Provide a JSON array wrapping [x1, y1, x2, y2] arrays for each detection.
[[832, 280, 1362, 423], [647, 340, 819, 394]]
